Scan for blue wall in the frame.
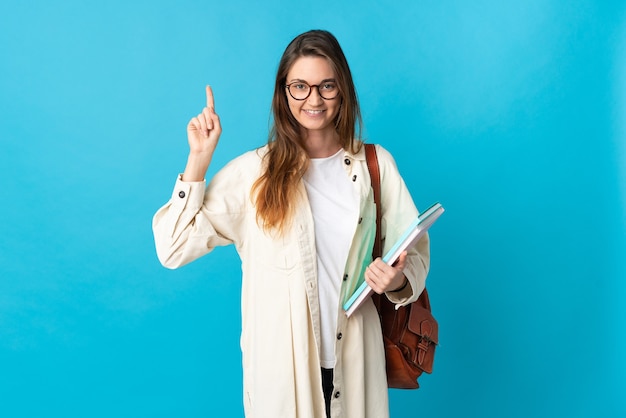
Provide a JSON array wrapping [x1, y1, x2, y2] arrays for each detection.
[[1, 0, 624, 416]]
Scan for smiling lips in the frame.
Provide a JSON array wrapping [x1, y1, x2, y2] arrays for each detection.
[[304, 109, 325, 116]]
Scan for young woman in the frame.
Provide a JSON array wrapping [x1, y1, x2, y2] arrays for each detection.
[[152, 29, 430, 418]]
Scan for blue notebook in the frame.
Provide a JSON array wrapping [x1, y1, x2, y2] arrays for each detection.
[[343, 202, 444, 317]]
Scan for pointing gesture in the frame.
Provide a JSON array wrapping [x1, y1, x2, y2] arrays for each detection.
[[187, 85, 222, 155], [182, 86, 222, 182]]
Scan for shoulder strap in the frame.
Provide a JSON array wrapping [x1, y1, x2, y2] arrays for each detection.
[[364, 144, 382, 259]]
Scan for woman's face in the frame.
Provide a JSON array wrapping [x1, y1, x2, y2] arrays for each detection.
[[285, 56, 341, 136]]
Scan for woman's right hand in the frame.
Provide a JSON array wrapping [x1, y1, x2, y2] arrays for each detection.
[[187, 85, 222, 154], [182, 86, 222, 182]]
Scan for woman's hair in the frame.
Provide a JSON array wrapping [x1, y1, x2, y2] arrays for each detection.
[[252, 29, 363, 233]]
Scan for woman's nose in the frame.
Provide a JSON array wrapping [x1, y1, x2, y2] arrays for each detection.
[[307, 86, 324, 105]]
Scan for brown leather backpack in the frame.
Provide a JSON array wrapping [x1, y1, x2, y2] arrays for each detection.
[[365, 144, 438, 389]]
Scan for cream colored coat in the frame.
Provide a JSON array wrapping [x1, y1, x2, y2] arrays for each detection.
[[152, 144, 430, 418]]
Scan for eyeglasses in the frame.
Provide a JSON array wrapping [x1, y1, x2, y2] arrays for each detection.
[[285, 80, 339, 101]]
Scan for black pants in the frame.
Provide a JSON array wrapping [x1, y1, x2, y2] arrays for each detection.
[[321, 368, 334, 418]]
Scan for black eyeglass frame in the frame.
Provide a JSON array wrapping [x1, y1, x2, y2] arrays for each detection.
[[284, 81, 340, 101]]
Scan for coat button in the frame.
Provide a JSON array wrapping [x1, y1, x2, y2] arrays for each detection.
[[337, 333, 343, 340], [344, 158, 351, 165], [358, 217, 363, 224], [334, 391, 341, 398], [343, 274, 348, 281], [352, 175, 357, 182], [178, 191, 186, 198]]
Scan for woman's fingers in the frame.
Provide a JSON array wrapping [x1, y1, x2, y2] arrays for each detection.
[[202, 107, 213, 130], [366, 254, 407, 293], [191, 107, 216, 137], [199, 86, 221, 135], [394, 252, 407, 270], [188, 117, 201, 132], [367, 259, 384, 277], [186, 85, 222, 155], [206, 85, 215, 111], [197, 112, 208, 134], [365, 262, 384, 294], [210, 107, 221, 135]]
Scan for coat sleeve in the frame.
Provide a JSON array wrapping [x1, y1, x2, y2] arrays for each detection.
[[375, 145, 430, 306], [152, 155, 252, 269]]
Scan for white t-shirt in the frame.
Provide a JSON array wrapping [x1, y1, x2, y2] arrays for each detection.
[[303, 149, 359, 368]]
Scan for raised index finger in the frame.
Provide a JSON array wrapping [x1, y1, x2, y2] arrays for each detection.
[[206, 85, 215, 111]]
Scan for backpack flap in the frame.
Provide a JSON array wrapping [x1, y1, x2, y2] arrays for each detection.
[[404, 301, 438, 373]]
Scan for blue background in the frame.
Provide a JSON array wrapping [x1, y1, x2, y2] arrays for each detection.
[[1, 0, 625, 417]]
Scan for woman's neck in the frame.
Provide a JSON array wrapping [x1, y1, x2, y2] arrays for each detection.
[[302, 129, 342, 158]]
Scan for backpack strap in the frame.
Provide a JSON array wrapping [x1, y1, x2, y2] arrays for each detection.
[[364, 144, 382, 260]]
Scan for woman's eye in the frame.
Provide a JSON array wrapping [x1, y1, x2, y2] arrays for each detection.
[[322, 83, 336, 91], [294, 83, 307, 90]]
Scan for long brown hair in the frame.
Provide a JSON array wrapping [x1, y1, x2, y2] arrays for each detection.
[[252, 30, 363, 233]]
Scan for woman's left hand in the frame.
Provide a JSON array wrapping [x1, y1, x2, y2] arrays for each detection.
[[365, 251, 409, 294]]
